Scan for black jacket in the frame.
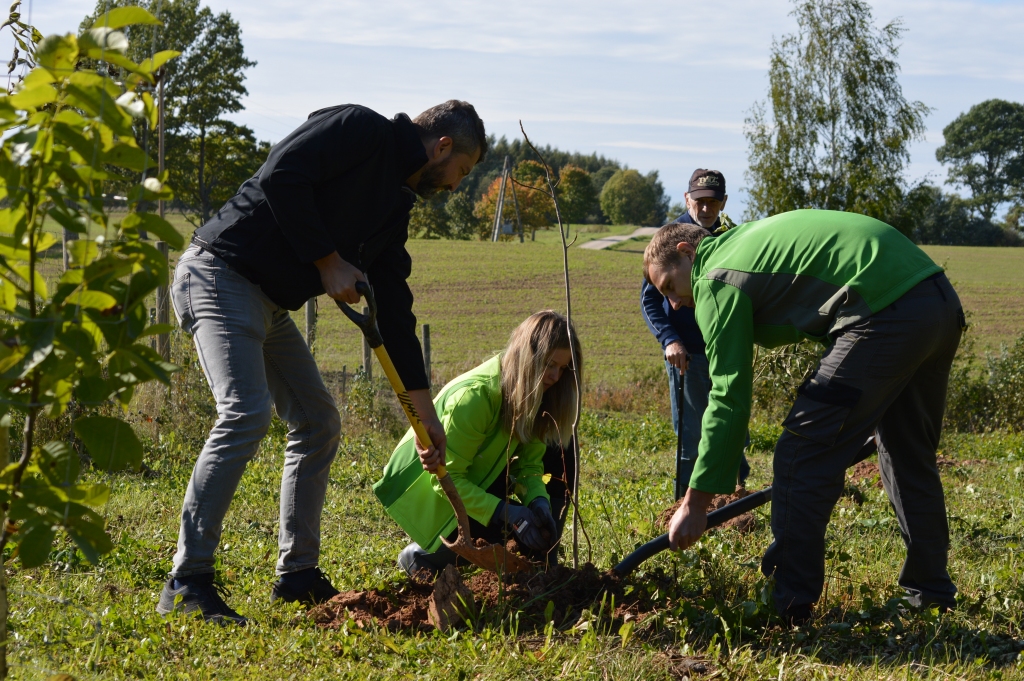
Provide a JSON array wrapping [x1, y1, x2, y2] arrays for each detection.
[[193, 105, 430, 390]]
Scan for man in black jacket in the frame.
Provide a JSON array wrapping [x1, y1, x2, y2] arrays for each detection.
[[157, 100, 486, 625]]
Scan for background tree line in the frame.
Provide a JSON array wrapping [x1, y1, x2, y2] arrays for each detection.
[[410, 138, 671, 240], [744, 0, 1024, 246]]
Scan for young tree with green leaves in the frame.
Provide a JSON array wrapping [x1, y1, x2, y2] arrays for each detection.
[[936, 99, 1024, 222], [743, 0, 929, 221], [0, 7, 183, 675], [81, 0, 259, 225]]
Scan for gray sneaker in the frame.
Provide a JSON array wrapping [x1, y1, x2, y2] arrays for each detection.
[[157, 574, 247, 626]]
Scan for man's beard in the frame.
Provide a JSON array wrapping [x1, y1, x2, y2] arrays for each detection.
[[414, 159, 450, 198]]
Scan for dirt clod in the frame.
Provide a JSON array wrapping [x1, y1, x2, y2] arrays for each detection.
[[656, 487, 755, 533], [428, 564, 476, 631]]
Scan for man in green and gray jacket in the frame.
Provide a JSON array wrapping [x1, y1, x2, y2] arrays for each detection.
[[644, 209, 965, 622]]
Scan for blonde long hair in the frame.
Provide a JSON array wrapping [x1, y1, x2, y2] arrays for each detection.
[[500, 311, 582, 446]]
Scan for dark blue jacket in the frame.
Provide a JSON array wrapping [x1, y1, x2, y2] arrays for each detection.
[[640, 212, 720, 356]]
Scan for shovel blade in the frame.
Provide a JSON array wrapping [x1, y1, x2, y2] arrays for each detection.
[[442, 536, 534, 574]]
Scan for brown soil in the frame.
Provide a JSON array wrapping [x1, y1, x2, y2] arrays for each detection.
[[847, 455, 989, 489], [308, 576, 435, 632], [656, 487, 756, 533], [848, 460, 882, 487], [310, 560, 669, 633]]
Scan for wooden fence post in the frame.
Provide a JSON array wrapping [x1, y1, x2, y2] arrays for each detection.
[[422, 323, 431, 389], [156, 241, 170, 361], [362, 306, 372, 381], [305, 297, 316, 349]]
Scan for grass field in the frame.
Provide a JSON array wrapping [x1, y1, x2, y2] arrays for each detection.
[[14, 221, 1024, 680], [305, 234, 1024, 393], [11, 399, 1024, 679]]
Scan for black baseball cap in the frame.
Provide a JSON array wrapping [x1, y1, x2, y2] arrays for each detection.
[[688, 169, 726, 200]]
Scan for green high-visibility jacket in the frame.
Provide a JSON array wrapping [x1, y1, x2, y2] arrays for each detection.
[[690, 209, 942, 494], [372, 355, 550, 552]]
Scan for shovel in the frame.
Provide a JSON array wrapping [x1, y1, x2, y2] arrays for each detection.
[[335, 282, 533, 574], [613, 435, 879, 577]]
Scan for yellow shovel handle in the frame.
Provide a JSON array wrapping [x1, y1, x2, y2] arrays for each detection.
[[371, 346, 448, 478]]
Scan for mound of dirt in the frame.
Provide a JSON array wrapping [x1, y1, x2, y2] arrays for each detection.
[[309, 577, 435, 631], [848, 460, 882, 487], [656, 487, 756, 533], [310, 560, 666, 633], [847, 455, 989, 490]]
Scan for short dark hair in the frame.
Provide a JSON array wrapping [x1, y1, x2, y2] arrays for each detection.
[[643, 222, 712, 282], [413, 100, 488, 163]]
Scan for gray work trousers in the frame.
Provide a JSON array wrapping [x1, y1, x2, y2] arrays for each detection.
[[762, 274, 963, 613], [169, 245, 341, 577]]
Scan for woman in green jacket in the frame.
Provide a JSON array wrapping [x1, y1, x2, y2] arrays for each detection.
[[373, 310, 582, 576]]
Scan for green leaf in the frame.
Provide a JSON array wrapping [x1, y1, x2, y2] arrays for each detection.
[[65, 513, 113, 564], [138, 49, 181, 74], [66, 482, 109, 508], [65, 288, 118, 311], [8, 83, 56, 110], [65, 73, 133, 137], [22, 68, 56, 88], [91, 7, 162, 30], [47, 206, 89, 235], [66, 239, 98, 266], [35, 232, 58, 252], [53, 120, 101, 161], [73, 416, 143, 472], [103, 142, 153, 172], [81, 49, 154, 85], [39, 440, 80, 487], [140, 323, 174, 337], [121, 212, 184, 249], [57, 326, 96, 358], [75, 375, 116, 404], [35, 34, 79, 75], [17, 516, 56, 568]]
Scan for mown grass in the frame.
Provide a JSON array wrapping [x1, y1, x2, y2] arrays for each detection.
[[9, 371, 1024, 678], [15, 221, 1024, 679]]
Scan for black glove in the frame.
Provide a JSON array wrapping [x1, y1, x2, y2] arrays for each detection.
[[529, 498, 557, 547], [490, 501, 547, 552]]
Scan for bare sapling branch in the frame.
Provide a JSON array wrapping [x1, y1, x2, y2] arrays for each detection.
[[518, 120, 589, 568]]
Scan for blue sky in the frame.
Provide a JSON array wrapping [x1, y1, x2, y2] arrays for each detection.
[[24, 0, 1024, 217]]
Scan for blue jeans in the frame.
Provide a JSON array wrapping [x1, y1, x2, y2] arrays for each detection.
[[667, 355, 750, 496], [169, 245, 341, 577]]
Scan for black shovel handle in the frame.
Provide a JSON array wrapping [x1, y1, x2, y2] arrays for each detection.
[[613, 435, 878, 577], [333, 281, 383, 348]]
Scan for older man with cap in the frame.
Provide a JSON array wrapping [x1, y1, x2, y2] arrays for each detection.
[[640, 169, 749, 498]]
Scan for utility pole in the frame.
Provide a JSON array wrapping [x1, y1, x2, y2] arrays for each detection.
[[491, 156, 510, 242], [509, 173, 524, 243], [155, 68, 170, 362]]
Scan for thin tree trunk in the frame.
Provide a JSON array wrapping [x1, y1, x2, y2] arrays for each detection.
[[198, 125, 207, 225]]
